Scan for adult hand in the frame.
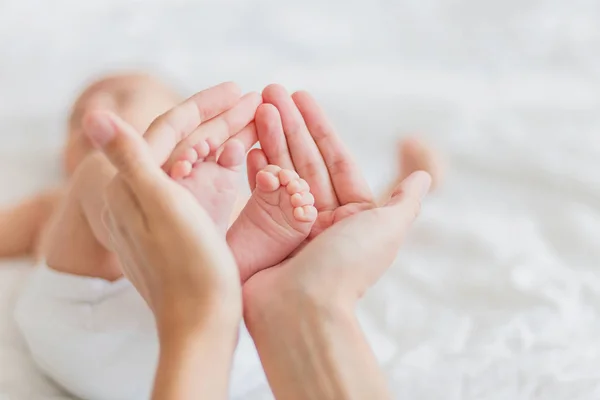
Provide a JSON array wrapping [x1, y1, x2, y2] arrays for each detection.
[[243, 86, 431, 400], [83, 82, 265, 400], [85, 101, 245, 400], [245, 85, 430, 302], [247, 85, 375, 238], [143, 81, 259, 171], [84, 81, 252, 334], [85, 110, 241, 334]]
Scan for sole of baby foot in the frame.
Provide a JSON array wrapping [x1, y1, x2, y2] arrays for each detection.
[[227, 165, 317, 282], [176, 139, 246, 233]]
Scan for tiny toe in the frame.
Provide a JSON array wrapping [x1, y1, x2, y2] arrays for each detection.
[[262, 164, 283, 176], [194, 141, 210, 160], [180, 147, 199, 164], [286, 178, 309, 195], [293, 205, 318, 222], [279, 169, 300, 186], [171, 160, 192, 180], [255, 170, 281, 192], [291, 191, 315, 208]]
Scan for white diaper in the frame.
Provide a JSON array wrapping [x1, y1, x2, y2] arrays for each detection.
[[14, 265, 267, 400]]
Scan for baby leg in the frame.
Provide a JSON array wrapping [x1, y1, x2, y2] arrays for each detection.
[[42, 73, 181, 280], [41, 152, 124, 280], [0, 190, 61, 259]]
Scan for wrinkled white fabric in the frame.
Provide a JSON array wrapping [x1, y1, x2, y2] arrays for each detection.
[[1, 0, 599, 399]]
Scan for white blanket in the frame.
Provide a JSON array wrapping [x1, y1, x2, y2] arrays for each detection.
[[1, 0, 600, 398]]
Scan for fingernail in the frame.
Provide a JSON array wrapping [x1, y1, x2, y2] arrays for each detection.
[[86, 113, 116, 148], [406, 171, 432, 199]]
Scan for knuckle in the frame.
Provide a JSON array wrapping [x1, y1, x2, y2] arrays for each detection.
[[309, 121, 331, 141], [326, 156, 352, 177], [296, 159, 321, 181]]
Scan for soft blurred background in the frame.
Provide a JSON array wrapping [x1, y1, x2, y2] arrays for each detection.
[[1, 0, 600, 398]]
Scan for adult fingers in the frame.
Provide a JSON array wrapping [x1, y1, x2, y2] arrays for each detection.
[[145, 82, 241, 165], [164, 91, 261, 170], [255, 103, 294, 170], [292, 91, 373, 205], [198, 122, 257, 167], [231, 122, 258, 154], [338, 171, 431, 297], [262, 84, 338, 210], [353, 171, 431, 288], [84, 110, 166, 196], [203, 92, 261, 152], [384, 171, 431, 230], [246, 148, 268, 190]]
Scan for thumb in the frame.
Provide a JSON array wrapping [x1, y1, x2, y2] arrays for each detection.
[[352, 170, 431, 293], [84, 111, 165, 187], [384, 171, 431, 229]]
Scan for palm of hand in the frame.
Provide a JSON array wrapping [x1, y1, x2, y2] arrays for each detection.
[[309, 202, 374, 239]]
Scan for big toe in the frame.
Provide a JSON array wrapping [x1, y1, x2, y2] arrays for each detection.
[[217, 139, 246, 169], [255, 165, 283, 193]]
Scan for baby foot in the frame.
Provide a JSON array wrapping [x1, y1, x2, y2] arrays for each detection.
[[169, 139, 245, 233], [227, 165, 317, 282]]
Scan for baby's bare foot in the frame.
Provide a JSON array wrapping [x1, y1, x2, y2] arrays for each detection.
[[171, 139, 245, 233], [227, 166, 317, 282]]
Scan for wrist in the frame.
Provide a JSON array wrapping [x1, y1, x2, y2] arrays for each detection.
[[243, 271, 391, 400], [244, 273, 353, 336], [157, 295, 241, 345], [153, 307, 239, 400]]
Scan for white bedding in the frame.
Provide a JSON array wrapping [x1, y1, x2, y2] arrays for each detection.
[[1, 0, 600, 398]]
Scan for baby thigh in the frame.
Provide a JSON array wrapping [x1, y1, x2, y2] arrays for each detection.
[[14, 265, 158, 400]]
